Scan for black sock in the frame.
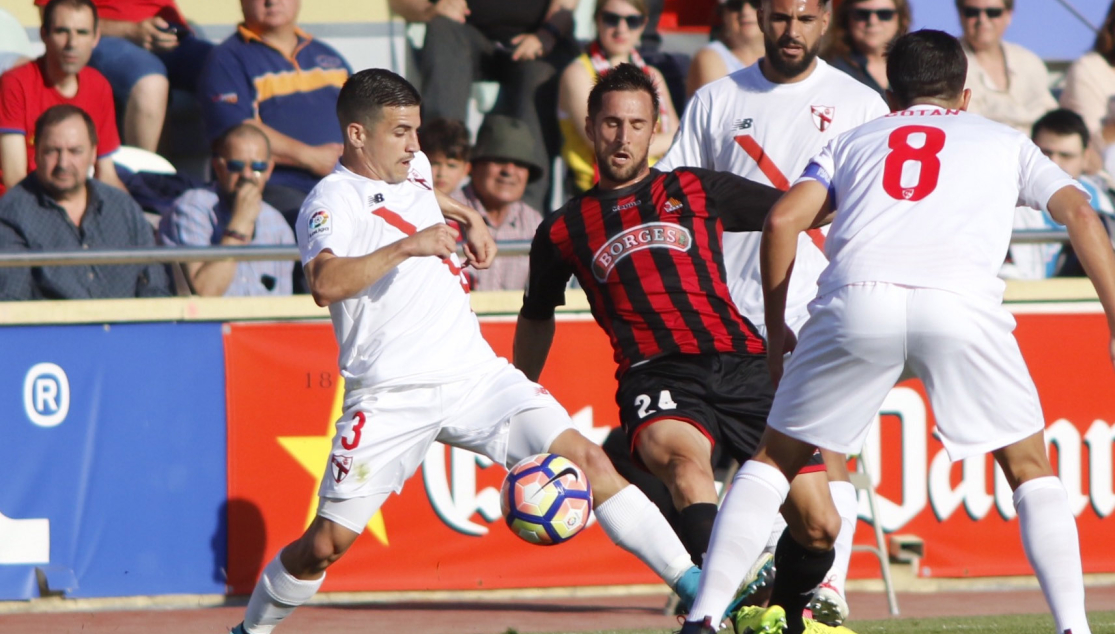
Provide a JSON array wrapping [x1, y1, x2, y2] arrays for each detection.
[[678, 502, 718, 566], [769, 528, 835, 634]]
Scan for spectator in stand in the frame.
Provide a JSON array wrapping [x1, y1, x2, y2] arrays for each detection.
[[451, 115, 543, 291], [557, 0, 678, 196], [956, 0, 1056, 135], [1003, 109, 1115, 280], [198, 0, 349, 230], [389, 0, 579, 211], [1, 0, 125, 196], [34, 0, 214, 153], [1059, 2, 1115, 152], [686, 0, 763, 99], [823, 0, 910, 99], [0, 105, 170, 300], [418, 118, 472, 196], [160, 123, 294, 297]]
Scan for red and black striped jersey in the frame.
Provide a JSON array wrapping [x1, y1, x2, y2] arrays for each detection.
[[521, 167, 781, 376]]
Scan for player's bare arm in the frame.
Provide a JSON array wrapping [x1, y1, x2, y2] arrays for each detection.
[[1046, 185, 1115, 369], [760, 178, 831, 385], [304, 223, 459, 306], [512, 315, 556, 382], [435, 188, 497, 269]]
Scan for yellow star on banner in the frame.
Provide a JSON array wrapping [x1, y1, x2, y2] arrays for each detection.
[[277, 380, 389, 545]]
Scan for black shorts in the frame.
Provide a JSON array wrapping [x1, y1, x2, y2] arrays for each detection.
[[616, 352, 774, 465]]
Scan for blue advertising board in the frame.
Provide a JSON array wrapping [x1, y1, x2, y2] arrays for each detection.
[[0, 322, 227, 599]]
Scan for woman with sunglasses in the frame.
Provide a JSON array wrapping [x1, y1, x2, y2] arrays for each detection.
[[1059, 2, 1115, 152], [685, 0, 764, 99], [822, 0, 910, 99], [956, 0, 1056, 135], [557, 0, 678, 195]]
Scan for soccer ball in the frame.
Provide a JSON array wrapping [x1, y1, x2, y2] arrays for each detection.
[[500, 453, 593, 545]]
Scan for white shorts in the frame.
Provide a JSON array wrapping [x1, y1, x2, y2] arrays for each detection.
[[317, 357, 573, 508], [769, 283, 1044, 462]]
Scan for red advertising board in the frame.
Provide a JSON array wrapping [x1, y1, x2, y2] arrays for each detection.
[[225, 308, 1115, 593]]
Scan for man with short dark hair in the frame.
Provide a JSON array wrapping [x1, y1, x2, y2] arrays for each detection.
[[678, 29, 1115, 634], [452, 114, 544, 291], [0, 0, 124, 194], [228, 68, 703, 634], [160, 123, 294, 296], [516, 62, 844, 634], [0, 105, 169, 300]]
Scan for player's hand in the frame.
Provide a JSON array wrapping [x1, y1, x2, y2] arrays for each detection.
[[135, 17, 180, 52], [767, 348, 785, 389], [404, 224, 460, 259], [462, 221, 497, 269], [435, 0, 470, 23], [781, 322, 798, 354], [510, 33, 545, 61], [1108, 335, 1115, 373]]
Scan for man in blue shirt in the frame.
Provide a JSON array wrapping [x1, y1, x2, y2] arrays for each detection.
[[197, 0, 350, 229]]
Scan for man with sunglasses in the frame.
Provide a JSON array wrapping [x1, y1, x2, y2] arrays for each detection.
[[160, 123, 295, 296], [656, 0, 888, 627], [957, 0, 1056, 135]]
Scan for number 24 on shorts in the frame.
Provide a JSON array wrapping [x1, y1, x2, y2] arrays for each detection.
[[634, 390, 678, 418]]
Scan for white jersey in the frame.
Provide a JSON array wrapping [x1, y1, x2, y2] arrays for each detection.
[[296, 152, 496, 389], [801, 105, 1082, 302], [658, 58, 888, 331]]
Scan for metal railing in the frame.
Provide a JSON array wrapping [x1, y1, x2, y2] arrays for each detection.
[[0, 233, 1069, 268]]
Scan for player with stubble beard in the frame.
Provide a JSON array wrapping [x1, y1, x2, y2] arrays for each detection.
[[656, 0, 889, 625]]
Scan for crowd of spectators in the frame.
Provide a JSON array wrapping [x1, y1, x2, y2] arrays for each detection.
[[0, 0, 1114, 300]]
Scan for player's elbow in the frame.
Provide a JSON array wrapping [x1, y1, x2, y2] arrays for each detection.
[[763, 205, 801, 237]]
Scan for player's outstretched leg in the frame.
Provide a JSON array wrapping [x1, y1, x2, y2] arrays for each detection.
[[994, 432, 1092, 634], [546, 428, 698, 602], [235, 509, 368, 633], [682, 429, 821, 631]]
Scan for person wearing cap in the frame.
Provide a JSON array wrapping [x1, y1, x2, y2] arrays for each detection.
[[451, 115, 544, 291]]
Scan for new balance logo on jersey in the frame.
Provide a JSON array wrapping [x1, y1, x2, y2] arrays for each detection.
[[734, 118, 753, 131], [368, 193, 385, 207], [811, 105, 835, 132], [331, 454, 352, 483], [592, 222, 692, 281]]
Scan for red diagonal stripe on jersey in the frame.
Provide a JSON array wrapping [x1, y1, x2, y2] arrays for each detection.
[[373, 208, 417, 236], [734, 134, 826, 251]]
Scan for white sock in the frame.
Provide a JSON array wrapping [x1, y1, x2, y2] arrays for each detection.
[[828, 480, 858, 593], [595, 484, 694, 588], [1014, 476, 1091, 634], [242, 554, 326, 634], [766, 513, 788, 554], [689, 461, 789, 624]]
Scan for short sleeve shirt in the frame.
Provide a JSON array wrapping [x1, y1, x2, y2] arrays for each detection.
[[799, 106, 1081, 302], [33, 0, 185, 25], [296, 152, 496, 389], [160, 185, 296, 296], [198, 26, 350, 193], [0, 59, 121, 172]]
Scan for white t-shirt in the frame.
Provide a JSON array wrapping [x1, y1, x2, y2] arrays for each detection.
[[296, 152, 496, 389], [657, 58, 889, 331], [800, 105, 1082, 302]]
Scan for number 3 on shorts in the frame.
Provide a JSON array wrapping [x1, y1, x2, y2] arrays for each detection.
[[341, 411, 366, 450], [634, 390, 678, 418]]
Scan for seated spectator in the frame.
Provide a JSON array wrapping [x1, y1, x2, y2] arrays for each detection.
[[451, 115, 543, 291], [418, 118, 472, 196], [1003, 109, 1115, 279], [199, 0, 349, 229], [1, 0, 125, 196], [557, 0, 678, 195], [823, 0, 910, 99], [389, 0, 579, 211], [159, 123, 294, 297], [0, 105, 170, 300], [1059, 2, 1115, 150], [34, 0, 213, 153], [0, 7, 34, 73], [686, 0, 763, 99], [956, 0, 1056, 135]]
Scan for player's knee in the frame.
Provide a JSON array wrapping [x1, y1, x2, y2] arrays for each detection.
[[796, 509, 841, 551]]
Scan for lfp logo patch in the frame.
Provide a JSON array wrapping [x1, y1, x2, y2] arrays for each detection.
[[308, 210, 331, 237]]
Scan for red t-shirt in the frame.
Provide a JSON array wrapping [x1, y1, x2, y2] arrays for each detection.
[[33, 0, 185, 25], [0, 58, 121, 173]]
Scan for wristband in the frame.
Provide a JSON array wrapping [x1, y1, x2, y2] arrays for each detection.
[[223, 228, 251, 242]]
